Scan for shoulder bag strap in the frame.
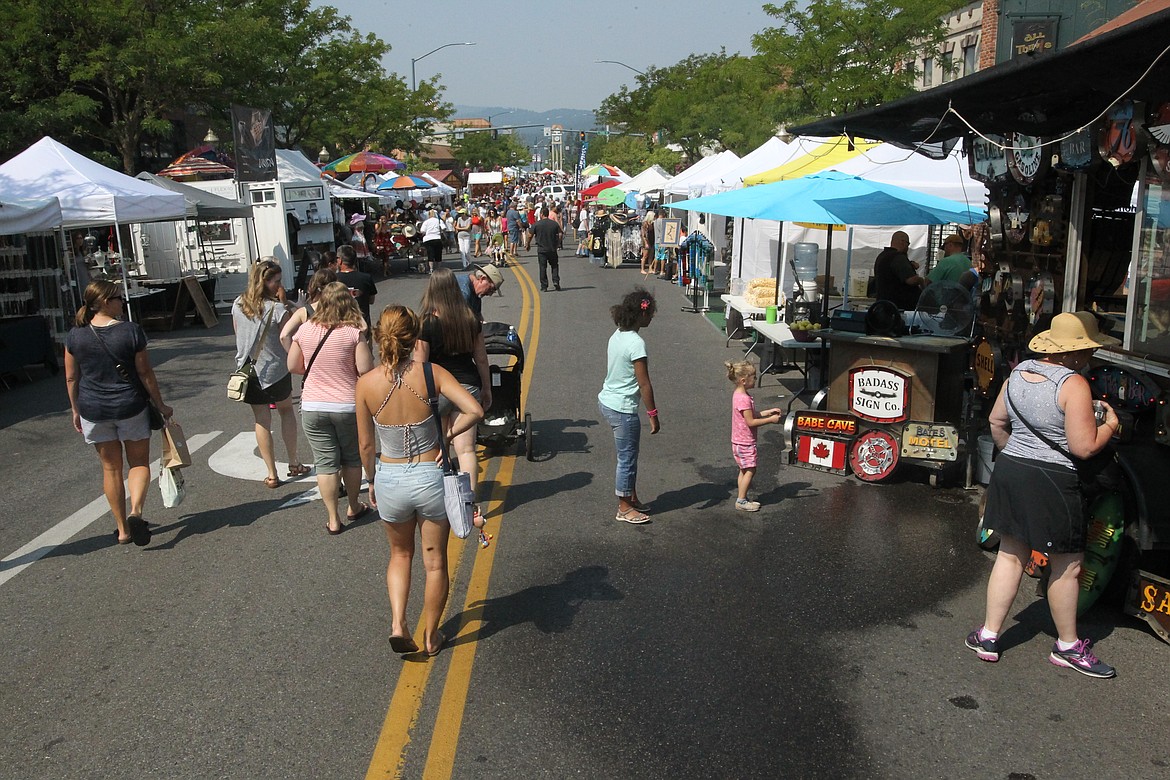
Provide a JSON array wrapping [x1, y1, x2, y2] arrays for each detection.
[[1004, 379, 1074, 461], [302, 326, 336, 379], [421, 362, 454, 474], [247, 306, 276, 364], [89, 324, 154, 406]]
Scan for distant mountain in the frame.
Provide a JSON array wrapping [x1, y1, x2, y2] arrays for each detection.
[[452, 105, 597, 147]]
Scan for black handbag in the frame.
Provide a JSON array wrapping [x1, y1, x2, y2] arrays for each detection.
[[89, 324, 165, 430], [1005, 384, 1122, 500]]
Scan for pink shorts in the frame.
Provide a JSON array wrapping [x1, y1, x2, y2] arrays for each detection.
[[732, 442, 758, 469]]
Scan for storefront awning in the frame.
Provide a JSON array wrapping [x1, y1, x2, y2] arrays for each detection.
[[791, 8, 1170, 155]]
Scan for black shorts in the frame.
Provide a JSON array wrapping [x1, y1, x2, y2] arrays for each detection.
[[244, 372, 293, 406], [984, 452, 1086, 554], [424, 239, 443, 263]]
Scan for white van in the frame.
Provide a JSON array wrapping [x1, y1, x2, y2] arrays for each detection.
[[538, 184, 575, 202]]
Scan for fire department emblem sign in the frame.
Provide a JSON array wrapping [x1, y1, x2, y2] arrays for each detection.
[[848, 366, 910, 423]]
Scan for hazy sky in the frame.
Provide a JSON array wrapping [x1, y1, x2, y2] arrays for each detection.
[[321, 0, 778, 111]]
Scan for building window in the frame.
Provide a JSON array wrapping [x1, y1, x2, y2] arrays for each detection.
[[963, 43, 977, 75], [923, 56, 933, 87], [941, 52, 954, 82]]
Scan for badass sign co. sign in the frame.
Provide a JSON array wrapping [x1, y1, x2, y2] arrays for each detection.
[[848, 366, 910, 423]]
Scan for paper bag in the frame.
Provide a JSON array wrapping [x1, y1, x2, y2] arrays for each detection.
[[161, 419, 192, 469]]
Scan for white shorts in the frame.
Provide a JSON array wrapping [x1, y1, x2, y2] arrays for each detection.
[[81, 407, 152, 445]]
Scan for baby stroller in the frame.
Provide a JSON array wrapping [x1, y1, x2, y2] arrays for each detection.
[[478, 322, 533, 460]]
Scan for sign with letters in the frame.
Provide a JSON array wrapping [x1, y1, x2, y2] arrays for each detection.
[[231, 104, 277, 182], [900, 421, 959, 461], [1012, 18, 1057, 60], [791, 411, 859, 439], [848, 366, 910, 423]]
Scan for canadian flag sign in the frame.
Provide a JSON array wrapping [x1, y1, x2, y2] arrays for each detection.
[[794, 434, 848, 473]]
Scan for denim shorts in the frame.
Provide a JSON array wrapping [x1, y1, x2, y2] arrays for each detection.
[[301, 410, 360, 474], [80, 406, 151, 445], [374, 460, 446, 523]]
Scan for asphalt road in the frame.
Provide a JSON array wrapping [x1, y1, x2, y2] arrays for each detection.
[[0, 244, 1167, 780]]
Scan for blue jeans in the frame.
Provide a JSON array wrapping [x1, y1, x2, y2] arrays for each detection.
[[599, 401, 640, 498]]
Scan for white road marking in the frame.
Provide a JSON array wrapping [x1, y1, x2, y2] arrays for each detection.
[[206, 430, 367, 508], [0, 432, 222, 588]]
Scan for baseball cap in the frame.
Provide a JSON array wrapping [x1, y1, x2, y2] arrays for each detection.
[[475, 263, 505, 295]]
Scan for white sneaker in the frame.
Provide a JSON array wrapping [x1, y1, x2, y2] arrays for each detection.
[[735, 499, 761, 512]]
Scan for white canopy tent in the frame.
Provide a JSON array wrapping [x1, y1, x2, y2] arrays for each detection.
[[0, 137, 189, 318], [703, 137, 797, 196], [663, 150, 740, 197], [615, 165, 672, 194], [468, 171, 504, 186], [0, 198, 64, 235], [0, 137, 187, 228]]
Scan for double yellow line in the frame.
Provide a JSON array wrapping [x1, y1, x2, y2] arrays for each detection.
[[365, 257, 542, 780]]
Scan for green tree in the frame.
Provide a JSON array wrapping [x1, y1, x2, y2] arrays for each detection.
[[598, 52, 782, 161], [450, 132, 529, 171], [753, 0, 960, 123]]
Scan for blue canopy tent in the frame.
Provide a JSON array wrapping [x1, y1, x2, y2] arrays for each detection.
[[669, 170, 986, 318]]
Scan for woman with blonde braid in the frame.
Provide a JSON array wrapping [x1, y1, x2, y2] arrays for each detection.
[[357, 306, 483, 657]]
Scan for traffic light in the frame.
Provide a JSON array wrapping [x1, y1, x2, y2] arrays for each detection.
[[579, 131, 586, 142]]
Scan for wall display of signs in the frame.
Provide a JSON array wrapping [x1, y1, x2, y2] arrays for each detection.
[[790, 433, 850, 475], [900, 421, 959, 462], [1030, 193, 1064, 248], [969, 134, 1011, 185], [1098, 100, 1141, 168], [848, 366, 910, 423], [849, 429, 900, 482], [1004, 192, 1031, 245], [1057, 127, 1094, 171], [1027, 271, 1055, 324], [1007, 133, 1046, 186], [972, 339, 998, 396]]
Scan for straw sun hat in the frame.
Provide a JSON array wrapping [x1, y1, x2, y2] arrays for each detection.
[[1028, 311, 1120, 354]]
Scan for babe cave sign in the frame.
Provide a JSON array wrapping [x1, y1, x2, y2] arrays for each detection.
[[848, 366, 910, 423]]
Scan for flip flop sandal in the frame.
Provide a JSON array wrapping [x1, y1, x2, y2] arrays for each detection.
[[615, 508, 650, 524], [388, 634, 419, 654], [347, 502, 373, 522], [264, 476, 283, 489], [126, 515, 151, 547], [425, 630, 447, 657], [287, 464, 311, 477]]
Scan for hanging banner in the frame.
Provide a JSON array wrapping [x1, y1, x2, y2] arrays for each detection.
[[231, 105, 277, 182], [578, 141, 589, 171]]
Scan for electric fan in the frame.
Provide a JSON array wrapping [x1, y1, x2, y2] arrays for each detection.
[[912, 281, 976, 337]]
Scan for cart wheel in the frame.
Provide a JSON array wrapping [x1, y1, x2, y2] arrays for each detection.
[[524, 412, 534, 461]]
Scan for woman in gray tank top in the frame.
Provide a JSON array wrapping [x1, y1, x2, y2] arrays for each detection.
[[356, 305, 483, 658], [966, 312, 1121, 678]]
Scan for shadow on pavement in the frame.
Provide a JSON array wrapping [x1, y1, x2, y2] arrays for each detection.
[[142, 498, 291, 551], [446, 565, 623, 646], [524, 417, 597, 463], [481, 471, 594, 519]]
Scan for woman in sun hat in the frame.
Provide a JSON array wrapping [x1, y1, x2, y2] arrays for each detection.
[[349, 212, 371, 269], [966, 311, 1121, 678]]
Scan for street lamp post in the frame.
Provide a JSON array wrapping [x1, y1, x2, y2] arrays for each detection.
[[411, 41, 476, 92], [595, 59, 645, 76], [487, 110, 513, 126]]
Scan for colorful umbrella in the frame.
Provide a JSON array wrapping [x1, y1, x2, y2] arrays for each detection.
[[580, 179, 621, 199], [595, 187, 627, 206], [175, 144, 234, 167], [376, 175, 434, 191], [322, 151, 405, 175], [583, 163, 622, 177], [157, 156, 235, 180]]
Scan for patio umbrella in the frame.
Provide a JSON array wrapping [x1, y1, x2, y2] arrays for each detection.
[[670, 170, 986, 315], [323, 151, 405, 175], [583, 163, 626, 178], [157, 156, 235, 180], [580, 179, 621, 200], [596, 187, 627, 206], [376, 175, 434, 191]]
